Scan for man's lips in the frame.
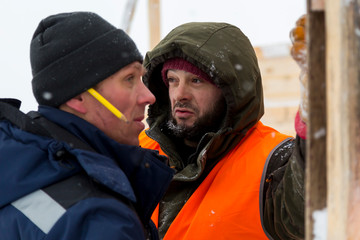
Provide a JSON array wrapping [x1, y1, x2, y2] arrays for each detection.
[[174, 108, 194, 118], [133, 116, 144, 122], [133, 115, 146, 130]]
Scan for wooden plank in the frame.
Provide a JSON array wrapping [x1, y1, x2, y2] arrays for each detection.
[[326, 0, 360, 239], [311, 0, 325, 11], [148, 0, 161, 49], [305, 1, 327, 239]]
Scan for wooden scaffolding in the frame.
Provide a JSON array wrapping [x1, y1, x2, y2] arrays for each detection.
[[306, 0, 360, 239]]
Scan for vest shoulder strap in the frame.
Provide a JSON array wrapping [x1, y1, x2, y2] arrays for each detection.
[[0, 99, 50, 137], [27, 110, 95, 152], [0, 98, 95, 152]]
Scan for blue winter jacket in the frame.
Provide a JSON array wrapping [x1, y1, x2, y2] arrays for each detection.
[[0, 104, 174, 240]]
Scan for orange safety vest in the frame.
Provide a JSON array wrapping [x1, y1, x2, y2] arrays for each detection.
[[139, 122, 291, 239]]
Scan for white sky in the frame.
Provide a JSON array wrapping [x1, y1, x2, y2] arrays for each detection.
[[0, 0, 306, 112]]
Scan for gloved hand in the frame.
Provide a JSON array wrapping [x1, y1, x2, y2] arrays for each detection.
[[290, 14, 308, 125]]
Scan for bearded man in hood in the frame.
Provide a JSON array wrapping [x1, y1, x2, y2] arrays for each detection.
[[139, 17, 307, 240]]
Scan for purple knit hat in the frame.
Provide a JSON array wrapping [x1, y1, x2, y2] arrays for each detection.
[[161, 58, 213, 86]]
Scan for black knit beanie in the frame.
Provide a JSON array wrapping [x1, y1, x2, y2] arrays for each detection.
[[31, 12, 143, 107]]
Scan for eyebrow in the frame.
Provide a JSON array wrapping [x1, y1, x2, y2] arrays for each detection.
[[133, 63, 146, 74], [133, 62, 143, 70]]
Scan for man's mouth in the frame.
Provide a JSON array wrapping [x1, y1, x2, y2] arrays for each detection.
[[133, 115, 144, 122], [174, 108, 194, 119]]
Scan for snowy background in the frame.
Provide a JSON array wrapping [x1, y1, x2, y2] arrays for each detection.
[[0, 0, 306, 112]]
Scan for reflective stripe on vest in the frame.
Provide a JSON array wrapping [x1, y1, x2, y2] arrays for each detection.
[[11, 189, 65, 234], [140, 122, 291, 239]]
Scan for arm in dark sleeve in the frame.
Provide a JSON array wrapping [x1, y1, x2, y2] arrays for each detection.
[[263, 134, 306, 240], [263, 14, 308, 239]]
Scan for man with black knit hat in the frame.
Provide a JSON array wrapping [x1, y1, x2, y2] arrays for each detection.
[[139, 21, 307, 239], [0, 12, 173, 240]]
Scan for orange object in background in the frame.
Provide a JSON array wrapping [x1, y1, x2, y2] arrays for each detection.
[[290, 15, 306, 66]]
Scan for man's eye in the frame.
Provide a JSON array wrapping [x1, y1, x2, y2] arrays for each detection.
[[167, 78, 176, 84], [192, 78, 202, 83], [126, 76, 134, 82]]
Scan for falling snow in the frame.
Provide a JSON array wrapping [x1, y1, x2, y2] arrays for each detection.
[[234, 64, 243, 71], [42, 92, 53, 100], [313, 128, 326, 139]]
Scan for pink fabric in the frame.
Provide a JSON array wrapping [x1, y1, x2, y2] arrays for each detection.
[[161, 58, 213, 86], [295, 110, 307, 139]]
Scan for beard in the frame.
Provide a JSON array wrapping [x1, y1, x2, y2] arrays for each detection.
[[166, 97, 226, 143]]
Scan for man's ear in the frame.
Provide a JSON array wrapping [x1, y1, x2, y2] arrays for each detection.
[[63, 93, 87, 114]]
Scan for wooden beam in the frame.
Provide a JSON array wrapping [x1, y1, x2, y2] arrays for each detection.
[[305, 0, 326, 239], [311, 0, 325, 11], [326, 0, 360, 239], [148, 0, 161, 50], [120, 0, 138, 34]]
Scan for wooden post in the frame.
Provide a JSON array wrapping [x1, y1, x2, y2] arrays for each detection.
[[120, 0, 138, 34], [326, 0, 360, 239], [305, 1, 327, 239], [148, 0, 161, 49]]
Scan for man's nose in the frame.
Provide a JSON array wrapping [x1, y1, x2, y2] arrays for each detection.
[[173, 81, 191, 102], [139, 82, 156, 105]]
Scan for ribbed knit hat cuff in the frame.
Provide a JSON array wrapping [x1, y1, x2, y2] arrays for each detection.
[[32, 29, 143, 107], [161, 58, 213, 87]]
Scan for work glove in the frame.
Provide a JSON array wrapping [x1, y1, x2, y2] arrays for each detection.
[[290, 15, 308, 125]]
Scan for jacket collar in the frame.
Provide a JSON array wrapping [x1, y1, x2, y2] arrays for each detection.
[[39, 106, 174, 222]]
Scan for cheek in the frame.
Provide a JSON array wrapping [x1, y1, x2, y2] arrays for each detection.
[[111, 91, 133, 112], [197, 92, 220, 115], [195, 94, 211, 108], [170, 99, 175, 110], [169, 91, 176, 108], [169, 89, 175, 101]]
